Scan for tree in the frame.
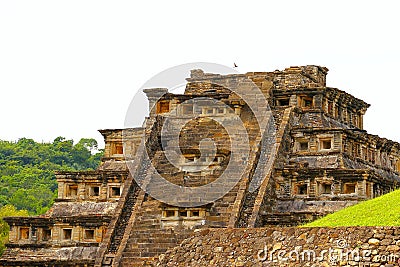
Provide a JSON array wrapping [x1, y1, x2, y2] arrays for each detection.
[[0, 205, 28, 255], [76, 138, 98, 154]]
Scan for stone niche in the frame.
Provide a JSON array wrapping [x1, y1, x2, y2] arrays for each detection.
[[161, 207, 208, 229]]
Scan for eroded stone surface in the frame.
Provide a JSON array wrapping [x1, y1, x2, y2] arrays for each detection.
[[157, 227, 400, 267]]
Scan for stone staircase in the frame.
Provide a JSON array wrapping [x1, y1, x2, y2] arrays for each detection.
[[107, 180, 142, 254], [236, 108, 294, 227], [206, 183, 241, 228], [102, 148, 191, 265], [99, 147, 195, 266], [119, 195, 192, 266], [94, 154, 151, 267], [247, 107, 294, 227]]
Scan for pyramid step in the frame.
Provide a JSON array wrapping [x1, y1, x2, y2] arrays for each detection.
[[120, 256, 155, 267]]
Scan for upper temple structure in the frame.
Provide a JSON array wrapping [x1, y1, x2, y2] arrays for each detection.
[[1, 65, 400, 266]]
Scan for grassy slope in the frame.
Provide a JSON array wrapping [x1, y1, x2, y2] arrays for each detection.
[[304, 189, 400, 227]]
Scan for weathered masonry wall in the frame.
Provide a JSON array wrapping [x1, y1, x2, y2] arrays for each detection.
[[157, 227, 400, 267]]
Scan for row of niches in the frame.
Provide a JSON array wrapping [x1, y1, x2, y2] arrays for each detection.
[[60, 183, 122, 200], [294, 182, 359, 196], [156, 100, 240, 117], [294, 135, 336, 153], [274, 95, 312, 108], [178, 154, 227, 177], [294, 134, 400, 172], [274, 94, 364, 129], [183, 154, 225, 165], [278, 180, 378, 199], [343, 139, 400, 172], [325, 101, 363, 129], [277, 177, 394, 199], [161, 208, 207, 230], [9, 225, 105, 244]]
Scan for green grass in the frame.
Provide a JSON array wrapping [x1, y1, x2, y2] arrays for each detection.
[[303, 189, 400, 227]]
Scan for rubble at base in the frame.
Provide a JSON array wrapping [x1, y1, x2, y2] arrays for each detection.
[[157, 227, 400, 267]]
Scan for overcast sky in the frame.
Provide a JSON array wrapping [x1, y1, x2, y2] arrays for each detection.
[[0, 1, 399, 148]]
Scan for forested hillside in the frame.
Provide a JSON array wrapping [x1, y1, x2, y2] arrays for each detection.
[[0, 137, 103, 214]]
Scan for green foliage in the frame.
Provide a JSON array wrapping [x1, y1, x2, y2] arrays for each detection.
[[303, 189, 400, 227], [0, 137, 103, 214], [0, 205, 28, 255]]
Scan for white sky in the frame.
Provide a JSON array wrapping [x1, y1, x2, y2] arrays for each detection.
[[0, 1, 399, 148]]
